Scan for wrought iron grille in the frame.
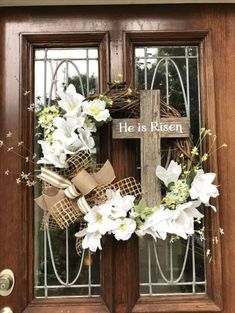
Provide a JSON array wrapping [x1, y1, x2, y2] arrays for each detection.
[[34, 48, 100, 298], [135, 46, 206, 295], [33, 45, 205, 298]]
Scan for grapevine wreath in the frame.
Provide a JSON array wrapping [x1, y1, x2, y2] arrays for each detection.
[[29, 81, 224, 252]]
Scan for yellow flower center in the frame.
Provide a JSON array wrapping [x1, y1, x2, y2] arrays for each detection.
[[96, 213, 103, 223], [68, 103, 76, 110], [120, 223, 127, 231], [90, 106, 101, 116]]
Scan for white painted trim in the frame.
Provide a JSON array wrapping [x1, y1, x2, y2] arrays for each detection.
[[0, 0, 234, 6]]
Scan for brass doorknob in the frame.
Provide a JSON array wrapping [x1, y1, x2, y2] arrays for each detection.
[[0, 270, 15, 297], [0, 307, 13, 313]]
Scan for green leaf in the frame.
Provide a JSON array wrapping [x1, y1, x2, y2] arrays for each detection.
[[186, 169, 197, 186], [134, 198, 147, 214], [167, 181, 175, 190]]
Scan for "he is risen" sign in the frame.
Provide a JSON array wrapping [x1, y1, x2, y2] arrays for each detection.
[[117, 120, 184, 134]]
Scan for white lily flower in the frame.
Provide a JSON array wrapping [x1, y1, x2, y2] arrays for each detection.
[[84, 99, 110, 122], [190, 169, 219, 204], [62, 139, 84, 155], [52, 117, 77, 143], [76, 128, 95, 151], [135, 207, 172, 240], [53, 116, 84, 146], [58, 84, 85, 117], [156, 160, 182, 187], [68, 116, 86, 128], [82, 232, 102, 252], [37, 140, 66, 168], [105, 189, 135, 219], [166, 200, 203, 239], [84, 204, 116, 235], [75, 228, 102, 252], [112, 218, 136, 241]]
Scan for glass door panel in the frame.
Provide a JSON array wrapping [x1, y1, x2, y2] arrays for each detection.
[[135, 46, 205, 296], [34, 47, 100, 298]]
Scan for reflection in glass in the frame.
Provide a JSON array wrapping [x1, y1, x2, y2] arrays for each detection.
[[135, 46, 205, 295], [34, 48, 100, 298]]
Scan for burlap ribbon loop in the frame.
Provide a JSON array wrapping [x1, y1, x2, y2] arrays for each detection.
[[87, 177, 142, 206], [64, 150, 92, 178], [35, 187, 65, 211], [38, 160, 116, 199], [35, 187, 82, 229]]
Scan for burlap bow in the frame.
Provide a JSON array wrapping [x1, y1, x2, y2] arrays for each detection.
[[35, 150, 142, 230], [35, 159, 116, 229]]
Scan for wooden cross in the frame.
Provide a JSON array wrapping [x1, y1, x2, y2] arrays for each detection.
[[112, 90, 190, 207]]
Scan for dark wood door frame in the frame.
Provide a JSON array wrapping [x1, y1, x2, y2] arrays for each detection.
[[20, 29, 223, 313], [123, 30, 223, 312], [0, 4, 233, 313], [19, 32, 110, 313]]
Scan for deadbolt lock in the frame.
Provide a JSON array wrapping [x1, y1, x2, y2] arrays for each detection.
[[0, 269, 15, 297]]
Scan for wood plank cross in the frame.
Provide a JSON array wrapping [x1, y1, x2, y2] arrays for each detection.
[[112, 90, 190, 207]]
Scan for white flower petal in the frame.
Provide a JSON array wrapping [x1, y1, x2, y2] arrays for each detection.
[[205, 202, 217, 212], [155, 166, 168, 186], [37, 140, 66, 168], [65, 84, 77, 96], [53, 116, 67, 129], [57, 84, 85, 117], [82, 232, 102, 252], [113, 218, 136, 241], [75, 228, 87, 238], [84, 99, 110, 122], [190, 170, 219, 204], [156, 160, 182, 187]]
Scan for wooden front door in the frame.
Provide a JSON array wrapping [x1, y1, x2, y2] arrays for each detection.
[[0, 4, 234, 313]]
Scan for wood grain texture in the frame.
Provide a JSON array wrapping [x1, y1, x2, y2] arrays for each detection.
[[1, 0, 234, 6], [112, 90, 190, 206], [124, 27, 224, 312], [140, 90, 162, 207], [23, 298, 109, 313], [0, 29, 111, 313], [132, 295, 221, 312], [0, 4, 233, 313], [112, 118, 190, 139]]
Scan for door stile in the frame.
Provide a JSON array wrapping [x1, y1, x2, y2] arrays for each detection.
[[123, 30, 223, 313], [20, 32, 111, 313]]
